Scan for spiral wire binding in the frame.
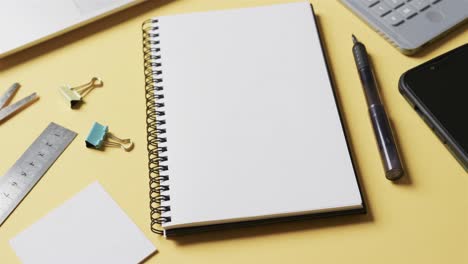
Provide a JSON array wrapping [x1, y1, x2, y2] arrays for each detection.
[[142, 19, 171, 235]]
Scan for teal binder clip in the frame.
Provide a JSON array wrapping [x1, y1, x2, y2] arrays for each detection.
[[85, 122, 133, 151], [60, 77, 103, 108]]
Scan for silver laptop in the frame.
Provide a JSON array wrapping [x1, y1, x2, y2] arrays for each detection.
[[340, 0, 468, 55], [0, 0, 145, 58]]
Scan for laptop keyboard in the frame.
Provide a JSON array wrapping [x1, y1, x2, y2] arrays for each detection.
[[361, 0, 443, 27]]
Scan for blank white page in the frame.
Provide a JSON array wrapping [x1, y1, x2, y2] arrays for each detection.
[[0, 0, 136, 57], [10, 182, 156, 264], [155, 2, 363, 230]]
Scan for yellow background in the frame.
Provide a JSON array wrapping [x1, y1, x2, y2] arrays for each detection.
[[1, 0, 467, 263]]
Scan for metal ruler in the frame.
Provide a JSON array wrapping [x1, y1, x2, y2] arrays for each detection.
[[0, 122, 76, 226]]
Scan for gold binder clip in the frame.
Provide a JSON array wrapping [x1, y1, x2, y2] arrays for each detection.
[[59, 77, 103, 108], [85, 122, 134, 152]]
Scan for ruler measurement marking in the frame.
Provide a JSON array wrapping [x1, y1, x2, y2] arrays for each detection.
[[0, 123, 76, 226]]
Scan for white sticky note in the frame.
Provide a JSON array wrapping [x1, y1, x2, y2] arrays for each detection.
[[10, 182, 156, 264]]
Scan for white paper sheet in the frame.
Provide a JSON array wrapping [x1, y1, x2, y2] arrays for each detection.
[[10, 182, 156, 264]]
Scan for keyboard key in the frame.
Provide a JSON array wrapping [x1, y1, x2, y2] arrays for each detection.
[[372, 2, 391, 17], [411, 0, 431, 11], [384, 12, 405, 26], [361, 0, 379, 7], [384, 0, 405, 9], [397, 5, 417, 18]]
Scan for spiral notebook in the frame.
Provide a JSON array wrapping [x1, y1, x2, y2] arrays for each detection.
[[142, 2, 365, 236]]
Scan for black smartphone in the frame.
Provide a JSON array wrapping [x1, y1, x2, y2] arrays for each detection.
[[399, 43, 468, 171]]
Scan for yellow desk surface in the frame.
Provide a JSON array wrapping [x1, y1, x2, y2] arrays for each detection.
[[1, 1, 467, 263]]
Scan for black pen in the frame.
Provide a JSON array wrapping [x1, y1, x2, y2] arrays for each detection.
[[351, 35, 404, 181]]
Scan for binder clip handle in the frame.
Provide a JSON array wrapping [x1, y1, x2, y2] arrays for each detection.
[[73, 77, 103, 97], [105, 133, 134, 152]]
